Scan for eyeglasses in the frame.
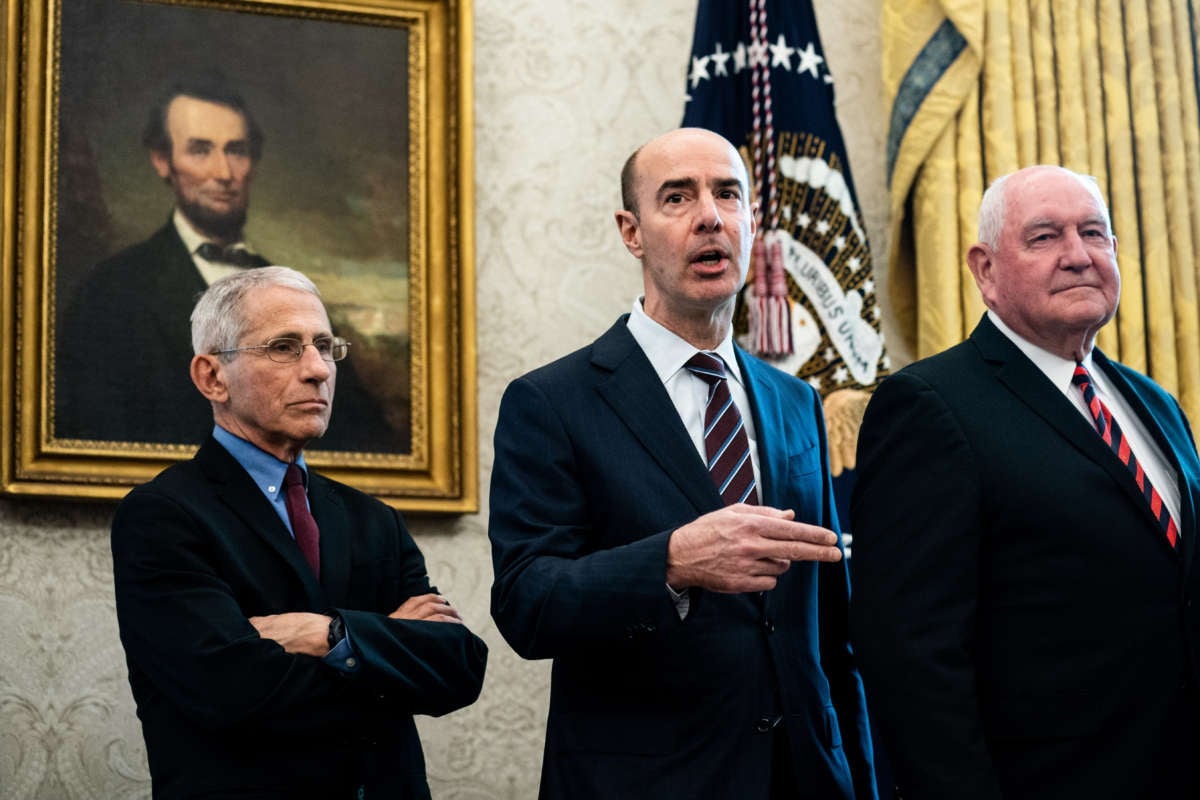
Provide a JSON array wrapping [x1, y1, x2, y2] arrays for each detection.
[[212, 336, 351, 363]]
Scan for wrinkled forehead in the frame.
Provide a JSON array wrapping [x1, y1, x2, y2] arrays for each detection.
[[240, 285, 331, 338], [1006, 168, 1110, 229], [637, 130, 748, 193]]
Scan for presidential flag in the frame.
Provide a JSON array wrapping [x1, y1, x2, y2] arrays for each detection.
[[681, 0, 888, 506]]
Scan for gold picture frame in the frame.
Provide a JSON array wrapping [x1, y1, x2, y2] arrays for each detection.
[[0, 0, 477, 512]]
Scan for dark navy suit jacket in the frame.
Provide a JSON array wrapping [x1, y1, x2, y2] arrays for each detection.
[[489, 316, 875, 799], [112, 436, 487, 798], [851, 315, 1200, 799]]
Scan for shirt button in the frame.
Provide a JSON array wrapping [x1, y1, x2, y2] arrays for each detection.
[[345, 657, 357, 668], [754, 716, 774, 733]]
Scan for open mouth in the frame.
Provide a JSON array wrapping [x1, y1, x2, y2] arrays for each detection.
[[692, 247, 728, 267]]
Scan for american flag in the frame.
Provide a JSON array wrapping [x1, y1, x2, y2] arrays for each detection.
[[681, 0, 888, 404]]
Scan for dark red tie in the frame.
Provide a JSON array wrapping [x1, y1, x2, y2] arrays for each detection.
[[685, 352, 759, 505], [283, 464, 321, 576], [1072, 363, 1178, 548]]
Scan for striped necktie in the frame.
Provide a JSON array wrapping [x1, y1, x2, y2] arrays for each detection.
[[685, 352, 759, 505], [1072, 363, 1178, 548]]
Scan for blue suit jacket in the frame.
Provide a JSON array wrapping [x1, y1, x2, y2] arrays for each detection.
[[489, 316, 875, 799], [851, 315, 1200, 799]]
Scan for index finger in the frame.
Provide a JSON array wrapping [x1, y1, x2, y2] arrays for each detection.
[[756, 518, 839, 546]]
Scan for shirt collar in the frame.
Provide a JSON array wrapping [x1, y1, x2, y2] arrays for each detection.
[[172, 208, 251, 257], [987, 309, 1095, 394], [212, 424, 308, 497], [627, 297, 745, 387]]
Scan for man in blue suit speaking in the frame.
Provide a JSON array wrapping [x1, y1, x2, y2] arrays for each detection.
[[488, 128, 876, 799]]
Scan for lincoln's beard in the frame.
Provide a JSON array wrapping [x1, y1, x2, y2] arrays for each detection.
[[179, 197, 248, 242]]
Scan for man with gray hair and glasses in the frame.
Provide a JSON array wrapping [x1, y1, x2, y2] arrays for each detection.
[[111, 266, 487, 799]]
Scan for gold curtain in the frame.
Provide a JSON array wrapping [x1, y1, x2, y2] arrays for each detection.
[[884, 0, 1200, 425]]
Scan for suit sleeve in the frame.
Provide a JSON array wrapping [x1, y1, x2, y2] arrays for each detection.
[[336, 507, 487, 717], [849, 372, 1004, 799], [488, 375, 683, 660], [112, 487, 485, 733]]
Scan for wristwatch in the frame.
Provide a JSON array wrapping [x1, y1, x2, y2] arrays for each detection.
[[327, 613, 346, 649]]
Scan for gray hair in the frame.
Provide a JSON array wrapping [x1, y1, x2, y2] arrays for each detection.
[[977, 167, 1112, 249], [191, 266, 321, 357]]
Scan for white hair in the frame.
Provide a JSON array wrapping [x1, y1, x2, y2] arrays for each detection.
[[190, 266, 321, 358], [977, 167, 1112, 248]]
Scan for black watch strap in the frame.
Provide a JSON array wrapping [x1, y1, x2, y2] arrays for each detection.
[[327, 613, 346, 649]]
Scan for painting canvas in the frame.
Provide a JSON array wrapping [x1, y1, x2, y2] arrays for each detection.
[[1, 0, 477, 511]]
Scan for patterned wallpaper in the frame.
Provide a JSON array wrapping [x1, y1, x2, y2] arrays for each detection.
[[0, 0, 887, 797]]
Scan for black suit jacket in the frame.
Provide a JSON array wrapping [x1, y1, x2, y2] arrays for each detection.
[[56, 220, 399, 450], [112, 436, 487, 799], [850, 315, 1200, 799], [489, 317, 876, 800]]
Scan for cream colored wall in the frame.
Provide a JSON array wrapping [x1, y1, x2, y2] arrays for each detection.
[[0, 0, 887, 796]]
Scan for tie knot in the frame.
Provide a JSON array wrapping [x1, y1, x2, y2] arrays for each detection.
[[196, 242, 261, 268], [284, 463, 305, 489], [685, 352, 727, 385], [1071, 362, 1091, 386]]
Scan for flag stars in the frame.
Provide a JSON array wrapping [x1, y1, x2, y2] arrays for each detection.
[[769, 34, 795, 69], [815, 219, 832, 235], [833, 366, 849, 384], [796, 42, 824, 78], [881, 354, 892, 370], [733, 42, 748, 73], [848, 255, 863, 272], [690, 54, 711, 88], [863, 278, 875, 294], [808, 376, 823, 391], [871, 306, 881, 319], [748, 39, 769, 69], [833, 235, 847, 250], [710, 42, 731, 76], [823, 347, 836, 361], [797, 212, 812, 228]]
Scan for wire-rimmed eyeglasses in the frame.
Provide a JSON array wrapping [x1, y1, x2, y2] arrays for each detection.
[[212, 336, 351, 363]]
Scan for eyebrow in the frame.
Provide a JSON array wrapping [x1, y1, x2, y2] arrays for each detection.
[[655, 176, 744, 198]]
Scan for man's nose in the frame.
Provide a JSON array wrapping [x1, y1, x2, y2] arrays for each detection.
[[298, 345, 332, 381], [1060, 229, 1092, 267], [211, 152, 235, 181], [695, 194, 724, 233]]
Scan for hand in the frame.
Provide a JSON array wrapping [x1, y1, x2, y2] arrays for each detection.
[[666, 504, 842, 593], [248, 612, 332, 657], [388, 593, 463, 624]]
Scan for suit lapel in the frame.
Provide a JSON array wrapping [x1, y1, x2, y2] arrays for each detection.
[[1094, 351, 1199, 570], [196, 438, 328, 608], [972, 317, 1180, 560], [736, 349, 783, 507], [592, 319, 721, 514], [309, 473, 351, 606]]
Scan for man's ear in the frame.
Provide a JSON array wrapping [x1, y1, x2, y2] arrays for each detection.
[[615, 210, 643, 258], [966, 242, 996, 302], [191, 354, 229, 404], [150, 149, 172, 181]]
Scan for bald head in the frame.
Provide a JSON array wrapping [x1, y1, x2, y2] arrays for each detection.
[[621, 128, 749, 218]]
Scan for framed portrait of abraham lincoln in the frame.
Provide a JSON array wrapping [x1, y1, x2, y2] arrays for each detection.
[[0, 0, 477, 512]]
